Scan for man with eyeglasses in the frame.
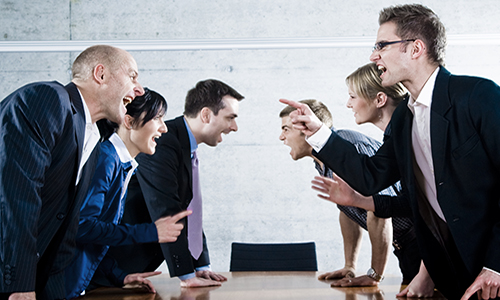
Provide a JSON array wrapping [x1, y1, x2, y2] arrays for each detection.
[[281, 3, 500, 300]]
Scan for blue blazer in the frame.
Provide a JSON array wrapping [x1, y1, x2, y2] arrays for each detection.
[[64, 137, 157, 299], [93, 116, 210, 286], [0, 82, 85, 294], [314, 67, 500, 299]]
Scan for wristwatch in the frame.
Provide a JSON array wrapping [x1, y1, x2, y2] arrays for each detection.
[[367, 268, 384, 282]]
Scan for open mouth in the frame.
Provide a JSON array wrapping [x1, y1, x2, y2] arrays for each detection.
[[377, 65, 387, 76], [123, 96, 133, 106]]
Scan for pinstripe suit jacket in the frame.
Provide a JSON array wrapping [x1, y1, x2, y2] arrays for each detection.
[[0, 81, 86, 294]]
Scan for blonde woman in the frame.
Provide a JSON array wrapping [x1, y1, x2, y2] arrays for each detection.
[[317, 63, 435, 297]]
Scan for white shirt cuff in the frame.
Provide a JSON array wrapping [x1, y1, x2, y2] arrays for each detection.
[[484, 267, 500, 276], [305, 124, 332, 153]]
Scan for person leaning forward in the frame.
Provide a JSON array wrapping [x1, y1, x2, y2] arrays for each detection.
[[280, 99, 421, 289], [0, 45, 145, 300], [91, 79, 244, 289], [282, 4, 500, 300]]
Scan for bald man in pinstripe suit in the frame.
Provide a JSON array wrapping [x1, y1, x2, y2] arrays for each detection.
[[0, 45, 144, 300]]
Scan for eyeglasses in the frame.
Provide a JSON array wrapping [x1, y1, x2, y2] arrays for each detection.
[[373, 39, 416, 52]]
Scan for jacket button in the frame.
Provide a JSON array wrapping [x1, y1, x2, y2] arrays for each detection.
[[57, 213, 65, 220], [4, 274, 10, 280], [5, 279, 11, 285]]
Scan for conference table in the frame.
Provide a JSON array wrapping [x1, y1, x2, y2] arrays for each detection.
[[78, 272, 448, 299]]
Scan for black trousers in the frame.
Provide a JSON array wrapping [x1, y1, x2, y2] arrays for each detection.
[[392, 228, 421, 285]]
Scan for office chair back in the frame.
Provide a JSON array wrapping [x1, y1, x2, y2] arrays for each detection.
[[229, 242, 317, 271]]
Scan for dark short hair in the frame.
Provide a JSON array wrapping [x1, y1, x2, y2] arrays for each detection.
[[279, 99, 333, 128], [183, 79, 244, 118], [379, 4, 446, 66], [98, 88, 167, 140]]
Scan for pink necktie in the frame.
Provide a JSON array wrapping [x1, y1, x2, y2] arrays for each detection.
[[187, 150, 203, 259]]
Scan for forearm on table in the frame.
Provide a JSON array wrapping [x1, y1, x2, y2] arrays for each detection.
[[367, 212, 392, 275], [339, 212, 363, 269]]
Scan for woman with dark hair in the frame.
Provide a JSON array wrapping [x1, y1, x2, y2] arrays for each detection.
[[65, 88, 191, 298]]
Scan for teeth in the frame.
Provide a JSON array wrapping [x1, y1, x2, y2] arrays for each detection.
[[123, 97, 132, 105], [378, 65, 387, 73]]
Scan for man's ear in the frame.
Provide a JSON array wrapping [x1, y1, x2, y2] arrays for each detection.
[[93, 64, 106, 84], [200, 107, 212, 124], [411, 39, 426, 59], [375, 92, 388, 108]]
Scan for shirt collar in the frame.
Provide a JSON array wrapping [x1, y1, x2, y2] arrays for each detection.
[[109, 133, 138, 169], [183, 117, 198, 154], [77, 88, 93, 126], [408, 66, 440, 109]]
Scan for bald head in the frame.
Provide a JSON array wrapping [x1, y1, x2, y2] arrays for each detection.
[[72, 45, 128, 81]]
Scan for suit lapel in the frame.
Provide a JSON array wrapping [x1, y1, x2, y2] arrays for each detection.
[[175, 116, 193, 192], [399, 102, 417, 193], [430, 67, 452, 184], [65, 82, 85, 169], [64, 82, 85, 201]]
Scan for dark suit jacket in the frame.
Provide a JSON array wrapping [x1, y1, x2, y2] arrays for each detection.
[[40, 144, 100, 299], [101, 116, 209, 282], [0, 82, 87, 294], [314, 67, 500, 299]]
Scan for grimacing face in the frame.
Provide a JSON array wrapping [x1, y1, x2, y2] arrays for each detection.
[[203, 95, 239, 147], [279, 116, 313, 160], [101, 51, 144, 124], [369, 21, 414, 88]]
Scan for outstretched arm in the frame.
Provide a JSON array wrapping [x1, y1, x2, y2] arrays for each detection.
[[363, 212, 392, 286], [155, 210, 192, 243], [311, 174, 375, 212], [318, 212, 360, 280], [279, 99, 324, 136]]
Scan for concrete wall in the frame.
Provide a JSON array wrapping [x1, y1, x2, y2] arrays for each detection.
[[1, 0, 500, 278]]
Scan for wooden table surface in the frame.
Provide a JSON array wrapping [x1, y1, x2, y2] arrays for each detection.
[[78, 272, 448, 300]]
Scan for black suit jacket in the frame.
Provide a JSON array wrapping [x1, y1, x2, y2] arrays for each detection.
[[40, 143, 100, 299], [0, 82, 86, 294], [314, 67, 500, 299], [103, 116, 209, 281]]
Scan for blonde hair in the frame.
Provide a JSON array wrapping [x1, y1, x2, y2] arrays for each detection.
[[346, 63, 407, 107]]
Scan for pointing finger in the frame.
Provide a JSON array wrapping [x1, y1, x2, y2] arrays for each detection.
[[170, 210, 192, 222]]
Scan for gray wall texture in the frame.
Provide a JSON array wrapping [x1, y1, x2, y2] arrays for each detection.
[[1, 0, 500, 278]]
